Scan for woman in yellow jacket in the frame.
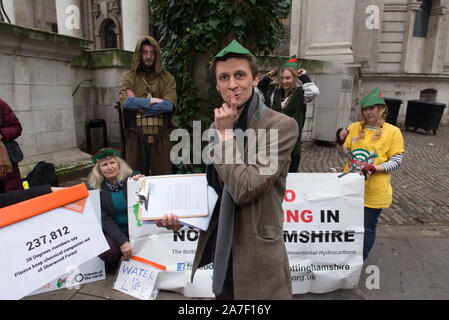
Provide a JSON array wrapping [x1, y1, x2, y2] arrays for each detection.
[[336, 87, 404, 260]]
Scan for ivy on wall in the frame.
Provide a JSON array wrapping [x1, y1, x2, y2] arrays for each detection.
[[149, 0, 291, 173]]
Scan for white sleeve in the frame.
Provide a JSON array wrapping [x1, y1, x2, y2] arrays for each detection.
[[303, 82, 320, 103]]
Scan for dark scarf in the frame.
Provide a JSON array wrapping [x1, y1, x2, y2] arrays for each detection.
[[104, 179, 124, 192], [207, 90, 259, 296]]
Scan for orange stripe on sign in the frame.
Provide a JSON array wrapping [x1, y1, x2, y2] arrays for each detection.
[[0, 184, 89, 228], [131, 256, 167, 271]]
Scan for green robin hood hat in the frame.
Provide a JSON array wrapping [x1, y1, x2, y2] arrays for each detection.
[[280, 55, 300, 70], [92, 147, 121, 164], [360, 87, 386, 109], [214, 40, 254, 59]]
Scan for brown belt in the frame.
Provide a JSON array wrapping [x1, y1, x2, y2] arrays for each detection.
[[136, 112, 165, 144]]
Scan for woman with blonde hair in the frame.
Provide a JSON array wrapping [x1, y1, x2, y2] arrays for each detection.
[[336, 87, 404, 260], [257, 56, 319, 172], [87, 149, 134, 190], [87, 147, 143, 271]]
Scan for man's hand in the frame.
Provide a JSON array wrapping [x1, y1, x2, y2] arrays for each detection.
[[214, 93, 239, 141], [120, 241, 133, 260], [50, 187, 66, 192], [126, 89, 135, 98], [298, 69, 307, 76], [150, 98, 164, 105], [156, 214, 183, 232]]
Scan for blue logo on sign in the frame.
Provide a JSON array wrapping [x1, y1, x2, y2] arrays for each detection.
[[177, 263, 185, 271]]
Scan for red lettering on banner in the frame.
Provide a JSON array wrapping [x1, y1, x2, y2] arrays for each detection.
[[301, 210, 313, 223], [286, 210, 299, 222], [284, 190, 296, 202], [283, 210, 313, 223]]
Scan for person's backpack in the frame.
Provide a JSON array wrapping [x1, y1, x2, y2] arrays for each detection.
[[25, 161, 59, 187]]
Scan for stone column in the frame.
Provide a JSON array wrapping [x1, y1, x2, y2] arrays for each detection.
[[301, 0, 356, 63], [121, 0, 149, 51], [426, 4, 449, 73], [56, 0, 82, 37], [442, 1, 449, 73], [401, 1, 426, 73], [1, 0, 15, 24], [289, 0, 303, 57]]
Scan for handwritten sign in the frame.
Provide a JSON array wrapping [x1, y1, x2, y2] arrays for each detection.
[[113, 259, 160, 300]]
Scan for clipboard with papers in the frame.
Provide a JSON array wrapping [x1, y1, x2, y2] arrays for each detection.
[[137, 174, 211, 221], [140, 185, 218, 231]]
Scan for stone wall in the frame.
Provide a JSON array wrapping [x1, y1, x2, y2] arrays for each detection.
[[361, 75, 449, 126], [71, 49, 132, 153], [0, 22, 90, 158], [0, 22, 95, 176]]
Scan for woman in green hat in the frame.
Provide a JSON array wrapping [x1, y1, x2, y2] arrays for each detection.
[[257, 56, 319, 172], [336, 87, 404, 260], [87, 147, 143, 270]]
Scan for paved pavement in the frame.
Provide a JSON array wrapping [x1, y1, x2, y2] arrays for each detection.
[[22, 124, 449, 301]]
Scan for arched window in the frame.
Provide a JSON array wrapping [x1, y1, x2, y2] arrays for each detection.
[[413, 0, 432, 38], [420, 89, 437, 102], [104, 20, 117, 48]]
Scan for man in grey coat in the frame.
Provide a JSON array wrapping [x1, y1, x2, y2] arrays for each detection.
[[158, 40, 298, 300]]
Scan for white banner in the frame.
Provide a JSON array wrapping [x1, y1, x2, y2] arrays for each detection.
[[128, 173, 364, 297], [284, 173, 364, 293]]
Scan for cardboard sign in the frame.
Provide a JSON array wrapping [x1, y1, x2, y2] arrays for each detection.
[[113, 258, 160, 300], [28, 191, 106, 296], [0, 184, 110, 300]]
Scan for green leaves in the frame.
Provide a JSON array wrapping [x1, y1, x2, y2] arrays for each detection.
[[231, 17, 245, 27], [208, 19, 220, 29]]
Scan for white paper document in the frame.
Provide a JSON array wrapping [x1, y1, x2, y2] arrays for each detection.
[[141, 185, 218, 231], [138, 175, 209, 220]]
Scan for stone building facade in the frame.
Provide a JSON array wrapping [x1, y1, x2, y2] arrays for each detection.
[[0, 0, 150, 176], [290, 0, 449, 130], [0, 0, 149, 51]]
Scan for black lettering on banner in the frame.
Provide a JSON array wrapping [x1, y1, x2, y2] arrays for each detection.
[[25, 227, 70, 251], [320, 210, 340, 223], [283, 230, 355, 243], [173, 228, 199, 242]]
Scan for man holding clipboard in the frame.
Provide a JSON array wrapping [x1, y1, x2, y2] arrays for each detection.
[[157, 40, 299, 300]]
